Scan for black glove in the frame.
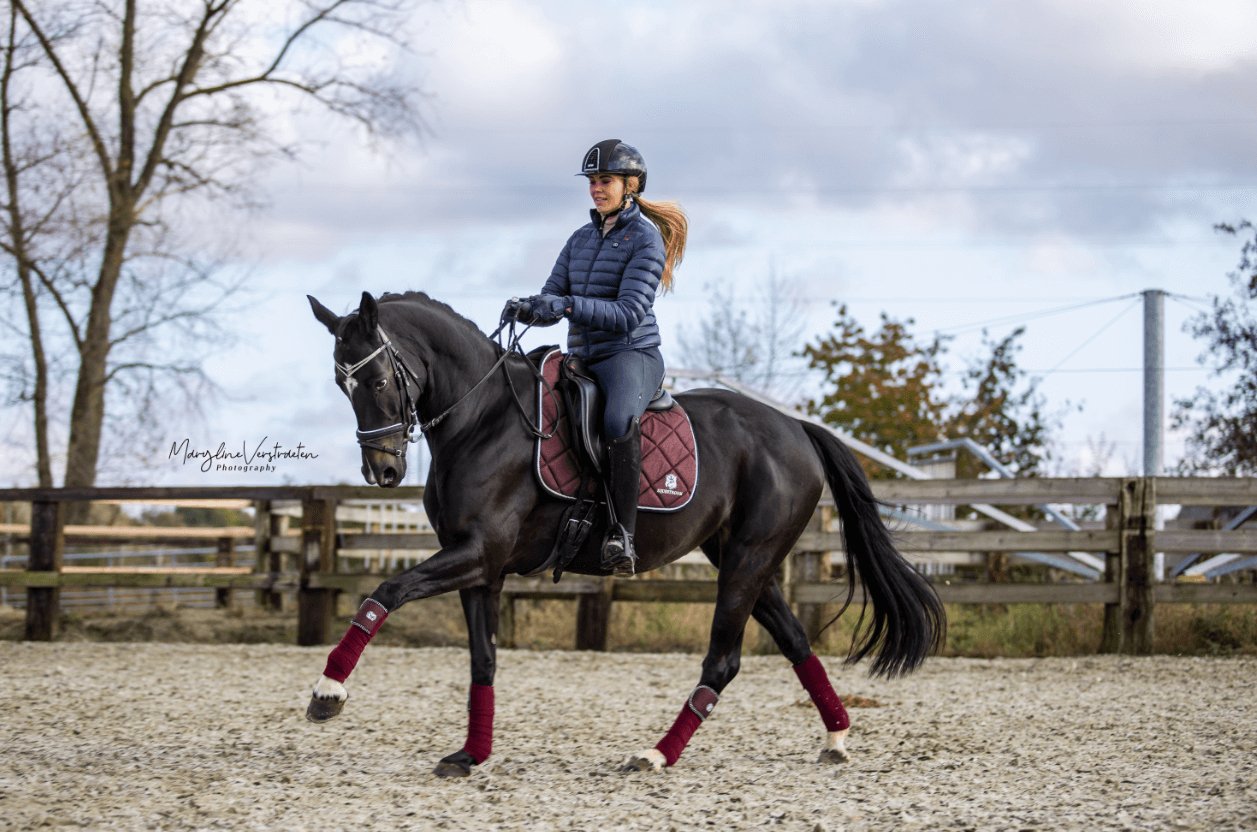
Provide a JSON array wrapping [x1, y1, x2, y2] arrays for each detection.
[[529, 294, 570, 326], [503, 294, 569, 326]]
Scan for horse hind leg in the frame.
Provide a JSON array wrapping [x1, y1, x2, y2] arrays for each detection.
[[751, 579, 851, 764]]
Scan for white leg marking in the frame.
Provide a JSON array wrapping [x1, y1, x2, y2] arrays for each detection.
[[312, 675, 348, 701], [622, 748, 666, 772], [820, 728, 851, 763]]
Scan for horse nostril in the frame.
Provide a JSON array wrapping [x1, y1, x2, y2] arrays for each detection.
[[381, 467, 397, 487]]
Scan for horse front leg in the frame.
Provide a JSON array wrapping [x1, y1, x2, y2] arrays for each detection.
[[434, 581, 503, 778], [305, 543, 490, 722]]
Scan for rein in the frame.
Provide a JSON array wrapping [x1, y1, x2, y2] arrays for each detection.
[[336, 317, 554, 457]]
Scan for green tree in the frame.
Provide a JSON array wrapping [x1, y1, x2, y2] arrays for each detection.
[[801, 304, 949, 473], [1172, 221, 1257, 475], [948, 327, 1054, 478], [803, 306, 1055, 478]]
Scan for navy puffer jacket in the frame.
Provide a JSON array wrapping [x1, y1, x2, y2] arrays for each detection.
[[541, 198, 664, 361]]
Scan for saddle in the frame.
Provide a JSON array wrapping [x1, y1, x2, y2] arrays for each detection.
[[559, 353, 676, 475], [528, 348, 699, 580]]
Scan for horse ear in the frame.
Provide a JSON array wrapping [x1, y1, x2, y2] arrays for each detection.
[[307, 295, 341, 335], [358, 291, 379, 334]]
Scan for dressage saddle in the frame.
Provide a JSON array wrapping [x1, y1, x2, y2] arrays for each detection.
[[559, 353, 674, 473]]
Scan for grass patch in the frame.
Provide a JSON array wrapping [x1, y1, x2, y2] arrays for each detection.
[[2, 590, 1255, 658]]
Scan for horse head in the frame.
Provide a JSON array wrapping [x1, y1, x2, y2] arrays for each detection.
[[309, 291, 423, 487]]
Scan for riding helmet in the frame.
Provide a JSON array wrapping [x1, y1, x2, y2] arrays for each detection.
[[577, 139, 647, 194]]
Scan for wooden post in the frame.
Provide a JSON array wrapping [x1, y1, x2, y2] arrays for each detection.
[[1100, 499, 1123, 653], [1124, 477, 1156, 654], [794, 551, 823, 642], [1100, 478, 1156, 654], [215, 537, 234, 609], [25, 500, 65, 641], [498, 592, 516, 649], [575, 577, 613, 651], [794, 505, 832, 643], [254, 501, 287, 611], [298, 496, 339, 646]]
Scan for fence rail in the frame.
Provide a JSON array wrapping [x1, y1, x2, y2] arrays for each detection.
[[1, 478, 1254, 653]]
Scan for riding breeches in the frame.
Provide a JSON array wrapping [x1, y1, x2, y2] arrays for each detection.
[[586, 347, 666, 440]]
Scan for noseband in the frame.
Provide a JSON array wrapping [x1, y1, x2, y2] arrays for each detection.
[[335, 319, 549, 459]]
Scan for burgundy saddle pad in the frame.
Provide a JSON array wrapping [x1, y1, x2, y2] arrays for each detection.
[[535, 349, 698, 512]]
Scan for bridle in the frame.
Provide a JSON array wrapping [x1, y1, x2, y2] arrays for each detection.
[[335, 316, 554, 459]]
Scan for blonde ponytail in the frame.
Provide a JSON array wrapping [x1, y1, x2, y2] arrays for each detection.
[[626, 176, 687, 293]]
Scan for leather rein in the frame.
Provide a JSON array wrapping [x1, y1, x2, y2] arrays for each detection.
[[335, 318, 552, 458]]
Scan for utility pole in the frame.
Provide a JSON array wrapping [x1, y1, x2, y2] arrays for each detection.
[[1143, 288, 1166, 581], [1143, 288, 1165, 478]]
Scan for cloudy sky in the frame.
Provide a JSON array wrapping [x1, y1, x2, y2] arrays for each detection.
[[5, 0, 1257, 486]]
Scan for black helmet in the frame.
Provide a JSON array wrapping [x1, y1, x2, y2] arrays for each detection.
[[576, 139, 647, 194]]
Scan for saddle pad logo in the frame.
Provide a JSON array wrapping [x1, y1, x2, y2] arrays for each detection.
[[657, 471, 684, 497]]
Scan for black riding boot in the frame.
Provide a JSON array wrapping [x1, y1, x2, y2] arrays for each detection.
[[602, 418, 641, 577]]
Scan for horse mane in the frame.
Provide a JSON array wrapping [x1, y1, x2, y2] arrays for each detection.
[[364, 290, 497, 349]]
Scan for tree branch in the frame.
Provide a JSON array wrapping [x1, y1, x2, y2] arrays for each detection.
[[11, 1, 114, 179], [133, 1, 226, 197]]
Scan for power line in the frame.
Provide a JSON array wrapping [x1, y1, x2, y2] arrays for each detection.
[[1036, 298, 1143, 379], [1167, 294, 1212, 316], [933, 293, 1139, 336], [1027, 366, 1207, 374], [386, 182, 1257, 196]]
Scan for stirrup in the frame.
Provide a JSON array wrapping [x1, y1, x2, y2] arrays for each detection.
[[601, 526, 636, 577]]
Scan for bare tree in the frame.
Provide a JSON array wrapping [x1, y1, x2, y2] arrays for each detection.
[[676, 266, 807, 401], [0, 0, 423, 499]]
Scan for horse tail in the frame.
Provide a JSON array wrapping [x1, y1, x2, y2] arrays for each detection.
[[801, 421, 946, 678]]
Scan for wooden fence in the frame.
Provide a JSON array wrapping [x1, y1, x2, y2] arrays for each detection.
[[1, 478, 1255, 654]]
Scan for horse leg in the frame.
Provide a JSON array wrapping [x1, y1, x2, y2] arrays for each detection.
[[306, 543, 492, 722], [622, 566, 766, 772], [434, 581, 503, 778], [750, 580, 851, 763]]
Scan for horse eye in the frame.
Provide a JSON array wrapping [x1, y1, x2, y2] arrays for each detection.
[[374, 378, 389, 391]]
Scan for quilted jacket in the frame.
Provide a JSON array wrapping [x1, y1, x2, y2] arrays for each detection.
[[541, 198, 665, 360]]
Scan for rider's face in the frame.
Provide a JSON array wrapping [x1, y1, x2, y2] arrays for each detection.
[[587, 174, 626, 214]]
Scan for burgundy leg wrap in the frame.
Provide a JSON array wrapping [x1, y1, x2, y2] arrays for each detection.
[[322, 599, 388, 683], [793, 653, 850, 732], [462, 684, 494, 764], [655, 685, 719, 767]]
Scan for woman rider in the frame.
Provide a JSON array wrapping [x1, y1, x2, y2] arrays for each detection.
[[504, 139, 688, 576]]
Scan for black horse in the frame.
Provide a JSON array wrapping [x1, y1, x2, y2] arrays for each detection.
[[305, 290, 943, 776]]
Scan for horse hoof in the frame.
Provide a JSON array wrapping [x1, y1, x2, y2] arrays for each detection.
[[434, 751, 476, 778], [621, 749, 665, 772], [305, 695, 345, 723], [818, 748, 851, 764]]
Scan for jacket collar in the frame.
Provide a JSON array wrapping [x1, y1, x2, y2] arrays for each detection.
[[588, 196, 640, 231]]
